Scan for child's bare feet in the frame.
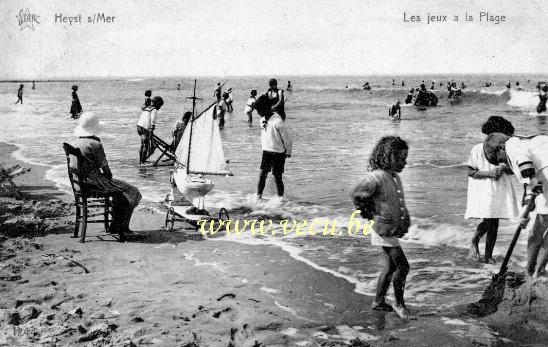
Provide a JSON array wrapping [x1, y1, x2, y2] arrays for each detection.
[[371, 301, 394, 312], [393, 305, 416, 320], [467, 242, 481, 261]]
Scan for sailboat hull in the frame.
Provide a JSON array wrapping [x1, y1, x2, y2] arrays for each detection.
[[172, 168, 214, 206]]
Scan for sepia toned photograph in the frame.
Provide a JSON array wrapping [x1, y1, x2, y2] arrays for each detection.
[[1, 0, 547, 346]]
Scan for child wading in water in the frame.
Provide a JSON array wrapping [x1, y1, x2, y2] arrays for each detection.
[[465, 116, 518, 264], [350, 136, 415, 320], [245, 90, 257, 124]]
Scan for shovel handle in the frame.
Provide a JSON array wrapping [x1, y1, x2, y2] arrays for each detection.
[[498, 191, 539, 276]]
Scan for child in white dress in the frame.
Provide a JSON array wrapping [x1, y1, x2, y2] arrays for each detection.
[[465, 116, 518, 263]]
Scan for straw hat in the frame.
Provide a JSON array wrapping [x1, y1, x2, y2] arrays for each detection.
[[74, 112, 103, 137]]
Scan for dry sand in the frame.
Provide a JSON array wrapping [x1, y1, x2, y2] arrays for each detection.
[[1, 142, 548, 346]]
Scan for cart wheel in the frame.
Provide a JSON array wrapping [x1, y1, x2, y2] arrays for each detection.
[[218, 208, 229, 221], [165, 207, 175, 231]]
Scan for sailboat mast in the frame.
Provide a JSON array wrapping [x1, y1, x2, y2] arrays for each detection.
[[185, 79, 198, 174]]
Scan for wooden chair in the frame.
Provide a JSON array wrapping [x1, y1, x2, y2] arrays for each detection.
[[148, 133, 177, 167], [62, 143, 124, 243], [0, 163, 31, 199]]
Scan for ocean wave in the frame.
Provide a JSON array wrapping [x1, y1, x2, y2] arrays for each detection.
[[479, 87, 508, 96], [507, 89, 540, 108]]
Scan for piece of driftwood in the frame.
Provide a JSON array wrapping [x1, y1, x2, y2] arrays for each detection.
[[42, 254, 90, 274]]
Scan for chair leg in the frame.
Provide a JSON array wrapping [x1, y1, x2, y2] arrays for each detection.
[[73, 204, 81, 238], [104, 199, 110, 232], [80, 204, 88, 243]]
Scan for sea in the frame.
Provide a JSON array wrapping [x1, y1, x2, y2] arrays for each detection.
[[1, 74, 547, 313]]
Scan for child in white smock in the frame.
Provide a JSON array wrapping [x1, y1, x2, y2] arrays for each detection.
[[465, 116, 518, 263]]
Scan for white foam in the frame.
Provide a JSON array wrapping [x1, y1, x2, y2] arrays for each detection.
[[261, 286, 280, 294], [479, 88, 507, 96], [336, 325, 378, 341], [507, 89, 539, 108], [281, 327, 299, 336]]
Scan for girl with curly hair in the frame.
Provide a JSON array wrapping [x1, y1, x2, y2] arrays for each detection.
[[350, 136, 415, 319]]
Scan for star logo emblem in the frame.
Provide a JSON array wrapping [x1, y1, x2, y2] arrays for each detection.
[[16, 8, 40, 31]]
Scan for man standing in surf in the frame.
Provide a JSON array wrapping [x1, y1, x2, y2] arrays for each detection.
[[254, 94, 292, 200], [350, 136, 415, 320], [266, 78, 286, 121]]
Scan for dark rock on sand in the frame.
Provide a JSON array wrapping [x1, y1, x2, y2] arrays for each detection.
[[19, 305, 41, 322], [0, 199, 71, 238], [77, 322, 118, 342]]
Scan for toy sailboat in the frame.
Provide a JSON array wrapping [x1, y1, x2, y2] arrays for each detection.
[[164, 80, 232, 229]]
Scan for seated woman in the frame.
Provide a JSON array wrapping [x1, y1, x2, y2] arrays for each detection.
[[72, 112, 142, 235]]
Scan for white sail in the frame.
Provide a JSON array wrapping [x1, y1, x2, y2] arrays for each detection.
[[175, 104, 231, 175]]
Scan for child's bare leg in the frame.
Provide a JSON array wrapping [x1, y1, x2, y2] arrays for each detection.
[[484, 218, 499, 264], [383, 247, 415, 319], [468, 220, 488, 260], [533, 228, 548, 277], [527, 215, 548, 276], [371, 247, 395, 312]]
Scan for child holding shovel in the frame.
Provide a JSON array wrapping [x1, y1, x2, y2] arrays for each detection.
[[483, 133, 548, 278]]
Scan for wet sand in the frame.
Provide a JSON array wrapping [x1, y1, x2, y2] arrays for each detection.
[[1, 142, 548, 346]]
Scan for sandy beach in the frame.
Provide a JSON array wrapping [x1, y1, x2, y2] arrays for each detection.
[[1, 140, 548, 347]]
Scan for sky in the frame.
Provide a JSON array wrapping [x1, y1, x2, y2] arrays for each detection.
[[1, 0, 547, 79]]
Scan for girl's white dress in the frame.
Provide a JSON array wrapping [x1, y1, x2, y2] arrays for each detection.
[[464, 143, 519, 219]]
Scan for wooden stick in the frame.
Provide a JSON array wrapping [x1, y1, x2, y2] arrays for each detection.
[[43, 254, 90, 274]]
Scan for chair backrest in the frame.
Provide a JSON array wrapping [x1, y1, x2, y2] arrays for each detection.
[[62, 143, 88, 197]]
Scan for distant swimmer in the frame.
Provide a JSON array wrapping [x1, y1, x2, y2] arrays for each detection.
[[287, 81, 292, 91], [15, 84, 23, 104], [537, 84, 548, 113], [389, 100, 401, 119], [440, 82, 443, 88], [461, 82, 467, 89], [402, 80, 405, 87], [516, 81, 523, 90], [404, 88, 414, 104], [362, 82, 371, 90], [506, 81, 511, 89], [431, 82, 435, 90], [392, 79, 395, 86], [177, 83, 181, 90], [32, 81, 35, 90], [448, 82, 458, 98]]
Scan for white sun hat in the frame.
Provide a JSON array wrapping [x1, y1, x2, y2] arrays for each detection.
[[74, 112, 103, 137]]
